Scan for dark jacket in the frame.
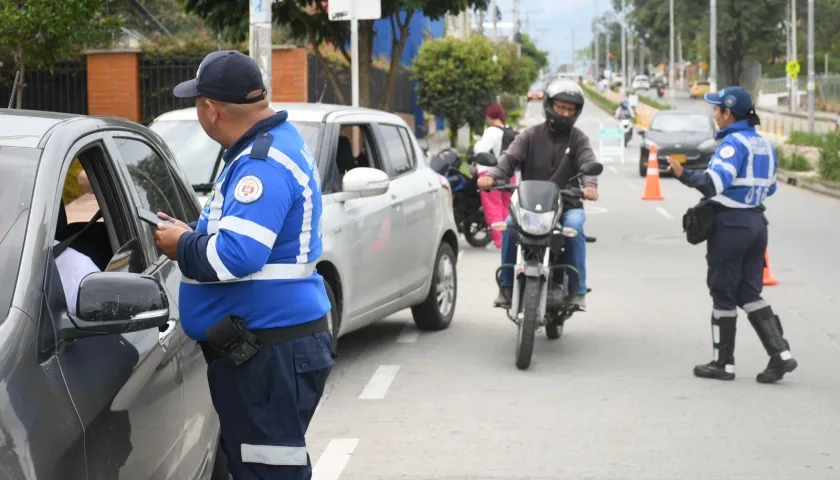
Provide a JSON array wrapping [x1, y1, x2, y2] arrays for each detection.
[[487, 123, 598, 210]]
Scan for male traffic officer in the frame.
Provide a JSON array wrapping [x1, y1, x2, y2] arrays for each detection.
[[153, 50, 334, 479], [666, 86, 797, 384]]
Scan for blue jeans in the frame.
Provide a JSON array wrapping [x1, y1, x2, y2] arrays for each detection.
[[498, 208, 588, 295]]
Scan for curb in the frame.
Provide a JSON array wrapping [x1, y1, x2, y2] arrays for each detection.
[[777, 170, 840, 200]]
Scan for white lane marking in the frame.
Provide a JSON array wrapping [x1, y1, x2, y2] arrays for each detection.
[[609, 166, 618, 174], [313, 438, 359, 480], [656, 206, 674, 220], [626, 181, 639, 190], [358, 365, 401, 400], [396, 322, 420, 343]]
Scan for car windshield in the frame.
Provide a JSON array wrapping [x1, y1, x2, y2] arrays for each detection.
[[150, 119, 324, 187], [0, 147, 38, 319], [650, 114, 712, 133]]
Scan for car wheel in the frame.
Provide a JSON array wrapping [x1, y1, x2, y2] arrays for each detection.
[[411, 242, 457, 331], [639, 154, 647, 177], [210, 437, 229, 480], [324, 281, 340, 352]]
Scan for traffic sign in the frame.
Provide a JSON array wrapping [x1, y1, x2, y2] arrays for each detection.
[[700, 61, 709, 71], [786, 60, 800, 79]]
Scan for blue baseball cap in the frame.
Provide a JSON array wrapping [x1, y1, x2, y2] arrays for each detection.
[[173, 50, 266, 104], [703, 86, 754, 118]]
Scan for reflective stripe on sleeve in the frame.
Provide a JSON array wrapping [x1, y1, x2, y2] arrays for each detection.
[[240, 443, 308, 466]]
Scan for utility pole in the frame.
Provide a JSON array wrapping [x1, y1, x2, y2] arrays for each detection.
[[710, 0, 717, 92], [606, 25, 611, 71], [594, 0, 599, 79], [621, 0, 627, 86], [807, 0, 814, 132], [628, 32, 634, 79], [792, 0, 798, 112], [249, 0, 272, 101], [491, 0, 497, 38], [513, 0, 520, 37], [478, 8, 485, 35], [571, 30, 576, 73], [786, 0, 791, 109], [678, 30, 684, 88], [669, 0, 675, 107]]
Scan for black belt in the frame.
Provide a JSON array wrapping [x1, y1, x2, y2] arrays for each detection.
[[253, 315, 329, 347]]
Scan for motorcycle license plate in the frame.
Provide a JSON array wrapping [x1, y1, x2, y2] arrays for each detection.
[[671, 154, 686, 164]]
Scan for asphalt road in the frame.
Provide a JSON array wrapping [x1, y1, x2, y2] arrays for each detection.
[[638, 86, 710, 114], [304, 100, 840, 479]]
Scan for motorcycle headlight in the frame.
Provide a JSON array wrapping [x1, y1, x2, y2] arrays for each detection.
[[698, 139, 716, 151], [518, 209, 556, 236]]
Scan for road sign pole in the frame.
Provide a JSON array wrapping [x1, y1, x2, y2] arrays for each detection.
[[807, 0, 815, 133], [249, 0, 272, 101], [329, 0, 381, 108], [351, 16, 359, 107]]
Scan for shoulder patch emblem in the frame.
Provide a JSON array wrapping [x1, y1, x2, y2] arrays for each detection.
[[720, 145, 736, 159], [234, 175, 263, 204]]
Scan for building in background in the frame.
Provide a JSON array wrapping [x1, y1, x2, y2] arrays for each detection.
[[371, 11, 446, 136]]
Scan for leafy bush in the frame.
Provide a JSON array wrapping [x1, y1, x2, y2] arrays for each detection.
[[62, 159, 86, 205], [788, 130, 829, 148], [638, 96, 670, 110], [499, 93, 520, 112], [508, 108, 522, 125], [818, 132, 840, 181], [777, 149, 812, 171], [580, 82, 619, 112]]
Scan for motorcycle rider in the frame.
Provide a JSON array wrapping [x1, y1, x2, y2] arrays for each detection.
[[477, 79, 599, 311], [615, 100, 635, 120]]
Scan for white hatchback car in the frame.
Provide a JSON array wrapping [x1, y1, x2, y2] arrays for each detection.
[[149, 103, 460, 347]]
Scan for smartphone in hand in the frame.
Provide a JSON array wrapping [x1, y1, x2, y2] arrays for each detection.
[[138, 209, 173, 227]]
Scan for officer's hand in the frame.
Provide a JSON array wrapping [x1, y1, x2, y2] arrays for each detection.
[[477, 176, 496, 190], [666, 157, 684, 177], [157, 212, 192, 231], [153, 223, 190, 260], [582, 187, 599, 201]]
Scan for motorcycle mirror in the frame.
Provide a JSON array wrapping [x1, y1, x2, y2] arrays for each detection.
[[579, 162, 604, 176], [473, 152, 498, 167]]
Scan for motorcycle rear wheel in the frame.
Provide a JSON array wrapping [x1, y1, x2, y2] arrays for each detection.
[[464, 221, 492, 248], [515, 277, 540, 370]]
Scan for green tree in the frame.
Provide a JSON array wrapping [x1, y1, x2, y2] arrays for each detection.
[[412, 35, 503, 144], [496, 42, 537, 95], [517, 34, 549, 71], [180, 0, 489, 109], [0, 0, 121, 108], [616, 0, 786, 85]]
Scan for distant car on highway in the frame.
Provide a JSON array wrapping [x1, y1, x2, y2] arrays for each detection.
[[638, 110, 719, 177], [689, 81, 712, 99], [527, 81, 546, 100], [149, 103, 461, 345], [631, 75, 651, 91]]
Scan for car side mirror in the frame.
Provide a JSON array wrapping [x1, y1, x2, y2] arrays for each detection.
[[62, 272, 170, 340], [579, 162, 604, 176], [473, 152, 498, 167], [340, 167, 389, 200]]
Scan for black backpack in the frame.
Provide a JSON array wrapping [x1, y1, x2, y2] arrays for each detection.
[[498, 126, 519, 154]]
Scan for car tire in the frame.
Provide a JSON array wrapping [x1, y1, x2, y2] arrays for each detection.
[[210, 438, 229, 480], [639, 154, 647, 177], [324, 281, 340, 352], [411, 242, 457, 331]]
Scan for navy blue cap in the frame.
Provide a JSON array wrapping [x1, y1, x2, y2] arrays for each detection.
[[173, 50, 266, 104], [703, 86, 754, 118]]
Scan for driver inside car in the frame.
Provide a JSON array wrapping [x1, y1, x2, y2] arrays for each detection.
[[477, 79, 599, 312]]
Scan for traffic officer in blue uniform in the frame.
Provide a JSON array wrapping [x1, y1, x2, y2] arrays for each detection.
[[153, 50, 334, 479], [666, 86, 798, 384]]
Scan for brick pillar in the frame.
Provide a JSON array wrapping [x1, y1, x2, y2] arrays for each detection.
[[86, 49, 141, 122], [271, 46, 308, 103]]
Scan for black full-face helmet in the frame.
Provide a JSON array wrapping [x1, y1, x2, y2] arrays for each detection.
[[543, 79, 585, 132]]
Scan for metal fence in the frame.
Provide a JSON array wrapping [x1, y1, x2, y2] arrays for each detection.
[[138, 55, 203, 125], [307, 54, 414, 113], [759, 74, 840, 103], [0, 60, 88, 114]]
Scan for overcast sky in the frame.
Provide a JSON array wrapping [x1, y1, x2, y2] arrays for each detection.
[[481, 0, 602, 69]]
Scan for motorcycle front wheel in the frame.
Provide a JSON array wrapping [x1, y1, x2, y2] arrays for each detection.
[[515, 277, 540, 370], [463, 221, 492, 248]]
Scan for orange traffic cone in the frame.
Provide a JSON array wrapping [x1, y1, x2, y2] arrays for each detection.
[[641, 144, 665, 200], [763, 250, 778, 286]]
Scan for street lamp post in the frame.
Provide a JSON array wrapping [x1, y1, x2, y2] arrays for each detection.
[[669, 0, 675, 107], [807, 0, 815, 131], [621, 0, 627, 88], [710, 0, 717, 92]]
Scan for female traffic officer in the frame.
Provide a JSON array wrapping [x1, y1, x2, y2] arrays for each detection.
[[666, 86, 797, 384]]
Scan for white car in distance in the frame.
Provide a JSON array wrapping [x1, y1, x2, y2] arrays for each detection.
[[149, 103, 460, 348]]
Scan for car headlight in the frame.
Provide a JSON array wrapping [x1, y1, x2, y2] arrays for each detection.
[[698, 139, 716, 151], [519, 210, 556, 236]]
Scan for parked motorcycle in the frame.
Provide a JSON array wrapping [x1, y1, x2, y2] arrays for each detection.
[[474, 152, 604, 370], [428, 148, 492, 248], [620, 118, 633, 145]]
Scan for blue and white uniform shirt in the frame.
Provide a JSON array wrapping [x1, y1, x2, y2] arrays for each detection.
[[176, 111, 331, 340]]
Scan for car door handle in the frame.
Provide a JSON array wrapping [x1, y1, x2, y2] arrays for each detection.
[[158, 319, 176, 343], [389, 194, 402, 209]]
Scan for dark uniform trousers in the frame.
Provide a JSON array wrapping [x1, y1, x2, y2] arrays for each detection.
[[706, 209, 791, 368], [207, 331, 335, 480]]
